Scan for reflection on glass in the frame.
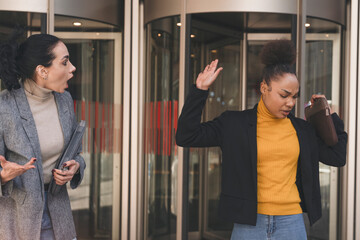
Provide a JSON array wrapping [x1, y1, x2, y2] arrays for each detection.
[[55, 15, 120, 32], [64, 39, 120, 239], [144, 16, 180, 239], [0, 11, 45, 89], [304, 17, 342, 240], [190, 14, 242, 238], [305, 41, 333, 101], [203, 46, 241, 239], [246, 41, 266, 109]]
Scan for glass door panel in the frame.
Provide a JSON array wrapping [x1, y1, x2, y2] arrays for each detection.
[[185, 12, 342, 240], [0, 11, 46, 89], [203, 44, 241, 240], [246, 28, 342, 240], [144, 16, 180, 240], [190, 16, 242, 239], [57, 32, 122, 240], [304, 18, 342, 240]]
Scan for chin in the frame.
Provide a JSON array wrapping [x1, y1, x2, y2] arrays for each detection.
[[55, 88, 66, 93]]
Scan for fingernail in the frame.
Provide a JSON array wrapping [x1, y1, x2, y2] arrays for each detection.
[[52, 169, 55, 173], [33, 158, 37, 162], [62, 163, 67, 167]]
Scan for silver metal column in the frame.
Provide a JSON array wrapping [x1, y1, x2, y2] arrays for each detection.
[[177, 0, 186, 238], [122, 0, 132, 239], [47, 0, 54, 34], [296, 0, 306, 118], [342, 0, 358, 239]]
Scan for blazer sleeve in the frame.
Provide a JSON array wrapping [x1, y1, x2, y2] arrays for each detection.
[[175, 85, 226, 148], [317, 113, 348, 167], [0, 117, 14, 197], [64, 91, 86, 189]]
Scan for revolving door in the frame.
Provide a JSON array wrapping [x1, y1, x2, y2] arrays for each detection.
[[144, 8, 344, 240]]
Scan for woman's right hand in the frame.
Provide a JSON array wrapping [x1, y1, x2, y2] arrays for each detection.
[[196, 59, 223, 90], [0, 155, 36, 185]]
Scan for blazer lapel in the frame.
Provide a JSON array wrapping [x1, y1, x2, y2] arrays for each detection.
[[246, 105, 258, 188], [53, 92, 71, 146], [289, 115, 313, 199], [11, 88, 42, 160]]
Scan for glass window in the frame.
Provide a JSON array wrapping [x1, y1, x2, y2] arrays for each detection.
[[55, 15, 121, 32], [190, 12, 243, 239], [0, 11, 46, 89], [55, 16, 122, 239], [188, 12, 294, 239], [304, 17, 342, 240], [144, 16, 180, 239]]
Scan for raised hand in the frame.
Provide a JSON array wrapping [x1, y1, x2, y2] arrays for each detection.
[[52, 159, 80, 186], [0, 155, 36, 184], [196, 59, 223, 90]]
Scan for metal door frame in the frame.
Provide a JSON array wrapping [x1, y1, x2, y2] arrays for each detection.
[[200, 32, 341, 240], [54, 31, 123, 240]]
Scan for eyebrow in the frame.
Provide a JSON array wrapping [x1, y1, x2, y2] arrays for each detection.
[[61, 55, 69, 60], [281, 89, 299, 96]]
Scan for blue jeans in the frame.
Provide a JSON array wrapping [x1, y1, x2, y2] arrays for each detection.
[[231, 213, 307, 240], [40, 191, 77, 240], [40, 191, 55, 240]]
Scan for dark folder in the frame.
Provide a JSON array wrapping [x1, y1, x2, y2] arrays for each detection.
[[49, 120, 86, 195]]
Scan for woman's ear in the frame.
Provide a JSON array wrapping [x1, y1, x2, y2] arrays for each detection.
[[260, 80, 267, 94], [35, 65, 48, 81]]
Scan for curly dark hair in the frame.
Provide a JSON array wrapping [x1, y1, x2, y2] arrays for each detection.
[[0, 32, 60, 91], [260, 39, 296, 86]]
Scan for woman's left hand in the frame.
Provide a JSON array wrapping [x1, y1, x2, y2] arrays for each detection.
[[310, 94, 333, 114], [52, 160, 80, 186]]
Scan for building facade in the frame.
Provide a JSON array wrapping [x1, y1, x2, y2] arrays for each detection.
[[0, 0, 359, 239]]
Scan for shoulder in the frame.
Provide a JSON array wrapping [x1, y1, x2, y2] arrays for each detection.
[[57, 90, 72, 100], [292, 115, 310, 126], [219, 108, 254, 123], [224, 109, 252, 117], [0, 89, 15, 114], [290, 115, 315, 134], [54, 90, 74, 106]]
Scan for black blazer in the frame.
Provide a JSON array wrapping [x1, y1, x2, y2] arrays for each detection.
[[176, 85, 347, 226]]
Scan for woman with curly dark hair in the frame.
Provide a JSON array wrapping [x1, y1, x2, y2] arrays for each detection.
[[176, 40, 347, 239], [0, 33, 85, 240]]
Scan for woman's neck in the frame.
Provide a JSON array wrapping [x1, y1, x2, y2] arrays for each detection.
[[23, 79, 52, 101]]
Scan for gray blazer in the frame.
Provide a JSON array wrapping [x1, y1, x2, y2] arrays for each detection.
[[0, 87, 86, 240]]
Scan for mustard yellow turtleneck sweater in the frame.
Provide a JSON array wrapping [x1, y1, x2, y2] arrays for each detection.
[[257, 97, 302, 215]]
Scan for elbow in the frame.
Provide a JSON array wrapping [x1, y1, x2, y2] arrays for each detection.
[[336, 160, 346, 168], [333, 153, 347, 167], [338, 156, 347, 167], [175, 130, 185, 147]]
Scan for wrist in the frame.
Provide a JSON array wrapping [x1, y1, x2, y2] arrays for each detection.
[[75, 164, 80, 174], [0, 171, 8, 185], [196, 83, 209, 91]]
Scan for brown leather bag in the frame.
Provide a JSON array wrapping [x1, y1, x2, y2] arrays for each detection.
[[304, 97, 338, 146]]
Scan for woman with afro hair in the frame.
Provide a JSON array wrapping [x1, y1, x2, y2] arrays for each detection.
[[176, 40, 347, 239]]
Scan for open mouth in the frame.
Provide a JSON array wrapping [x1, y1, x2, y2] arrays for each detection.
[[282, 110, 291, 115]]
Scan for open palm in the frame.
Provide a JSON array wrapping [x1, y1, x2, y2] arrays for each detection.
[[196, 59, 223, 90], [0, 155, 36, 184]]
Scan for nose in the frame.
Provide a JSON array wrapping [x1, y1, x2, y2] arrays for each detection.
[[286, 98, 296, 108], [70, 61, 76, 73]]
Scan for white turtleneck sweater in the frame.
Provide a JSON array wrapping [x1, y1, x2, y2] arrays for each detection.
[[24, 79, 64, 184]]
